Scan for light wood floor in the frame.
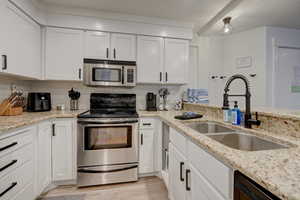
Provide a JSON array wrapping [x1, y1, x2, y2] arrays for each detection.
[[41, 177, 169, 200]]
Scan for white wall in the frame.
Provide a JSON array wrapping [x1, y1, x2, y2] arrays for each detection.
[[191, 34, 224, 106], [222, 27, 267, 109]]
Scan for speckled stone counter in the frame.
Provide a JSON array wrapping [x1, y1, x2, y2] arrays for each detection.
[[139, 110, 300, 200], [0, 110, 83, 134], [1, 109, 300, 199]]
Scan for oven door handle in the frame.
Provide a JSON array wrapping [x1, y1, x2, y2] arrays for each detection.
[[78, 165, 138, 173]]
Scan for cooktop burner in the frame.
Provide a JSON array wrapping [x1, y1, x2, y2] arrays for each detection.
[[78, 93, 138, 119]]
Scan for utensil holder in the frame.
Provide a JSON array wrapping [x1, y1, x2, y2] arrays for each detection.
[[70, 99, 79, 110]]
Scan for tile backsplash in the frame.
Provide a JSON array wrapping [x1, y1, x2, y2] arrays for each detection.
[[27, 80, 185, 110], [0, 76, 31, 102]]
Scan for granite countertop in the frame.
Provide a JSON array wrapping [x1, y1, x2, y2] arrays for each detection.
[[0, 110, 84, 134], [139, 110, 300, 200], [1, 110, 300, 199], [184, 102, 300, 120]]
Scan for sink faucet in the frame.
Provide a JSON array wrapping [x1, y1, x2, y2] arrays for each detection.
[[222, 74, 261, 129]]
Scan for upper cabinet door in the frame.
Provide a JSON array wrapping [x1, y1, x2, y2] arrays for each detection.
[[111, 33, 136, 61], [84, 31, 110, 60], [0, 2, 41, 79], [164, 39, 189, 84], [137, 36, 164, 84], [45, 28, 84, 81]]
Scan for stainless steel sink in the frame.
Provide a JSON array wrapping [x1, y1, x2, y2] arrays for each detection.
[[185, 122, 235, 134], [208, 133, 288, 151]]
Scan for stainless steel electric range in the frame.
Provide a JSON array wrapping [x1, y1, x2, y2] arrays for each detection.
[[77, 93, 139, 187]]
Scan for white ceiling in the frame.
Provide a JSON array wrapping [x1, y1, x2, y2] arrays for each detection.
[[38, 0, 231, 25], [38, 0, 300, 35], [206, 0, 300, 35]]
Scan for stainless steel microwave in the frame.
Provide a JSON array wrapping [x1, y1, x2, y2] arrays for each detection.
[[83, 59, 136, 87]]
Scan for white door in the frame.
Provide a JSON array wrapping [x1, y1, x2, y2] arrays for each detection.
[[137, 36, 164, 83], [139, 130, 154, 174], [187, 165, 226, 200], [1, 2, 41, 79], [111, 33, 136, 61], [84, 31, 110, 60], [52, 120, 75, 181], [45, 28, 84, 81], [274, 48, 300, 109], [169, 144, 187, 200], [37, 121, 52, 194], [164, 39, 189, 84]]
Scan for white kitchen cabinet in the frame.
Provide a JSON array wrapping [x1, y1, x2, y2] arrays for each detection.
[[111, 33, 136, 61], [137, 36, 164, 83], [187, 164, 226, 200], [139, 129, 154, 174], [0, 1, 41, 79], [169, 127, 233, 200], [45, 27, 84, 81], [164, 38, 189, 84], [36, 121, 52, 194], [84, 31, 110, 60], [52, 119, 76, 181], [169, 143, 187, 200]]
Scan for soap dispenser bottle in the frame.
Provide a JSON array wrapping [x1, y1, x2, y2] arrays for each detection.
[[232, 101, 241, 125]]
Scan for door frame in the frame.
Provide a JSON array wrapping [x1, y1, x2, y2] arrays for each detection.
[[271, 39, 300, 107]]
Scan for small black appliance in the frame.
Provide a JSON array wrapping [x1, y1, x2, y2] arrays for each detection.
[[146, 93, 157, 111], [27, 92, 51, 112]]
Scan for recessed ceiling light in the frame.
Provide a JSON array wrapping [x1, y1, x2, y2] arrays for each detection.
[[223, 17, 233, 34]]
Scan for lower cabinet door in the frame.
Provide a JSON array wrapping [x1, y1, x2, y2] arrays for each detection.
[[187, 164, 226, 200], [52, 119, 76, 181], [169, 143, 187, 200], [139, 130, 154, 174], [37, 121, 52, 194]]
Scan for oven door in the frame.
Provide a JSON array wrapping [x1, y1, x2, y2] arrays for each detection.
[[84, 64, 124, 87], [78, 121, 138, 167]]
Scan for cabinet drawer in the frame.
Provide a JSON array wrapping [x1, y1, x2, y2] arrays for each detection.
[[140, 118, 155, 129], [0, 161, 34, 200], [0, 144, 33, 179], [0, 127, 34, 158], [188, 140, 233, 199], [170, 128, 187, 155], [11, 184, 34, 200]]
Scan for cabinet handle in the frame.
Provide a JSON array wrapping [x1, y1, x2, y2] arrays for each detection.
[[2, 55, 7, 70], [165, 72, 168, 82], [0, 182, 17, 197], [142, 123, 151, 126], [0, 142, 18, 152], [0, 160, 17, 172], [141, 133, 143, 145], [113, 48, 116, 59], [160, 72, 162, 82], [106, 48, 109, 58], [79, 68, 82, 80], [52, 123, 56, 136], [186, 169, 191, 191], [180, 162, 184, 182]]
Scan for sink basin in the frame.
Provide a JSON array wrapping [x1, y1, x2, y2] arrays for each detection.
[[208, 133, 288, 151], [185, 122, 235, 134]]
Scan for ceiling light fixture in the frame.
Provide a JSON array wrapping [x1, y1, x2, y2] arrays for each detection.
[[223, 17, 233, 34]]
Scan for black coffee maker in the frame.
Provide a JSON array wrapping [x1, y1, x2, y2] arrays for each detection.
[[146, 93, 157, 111]]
